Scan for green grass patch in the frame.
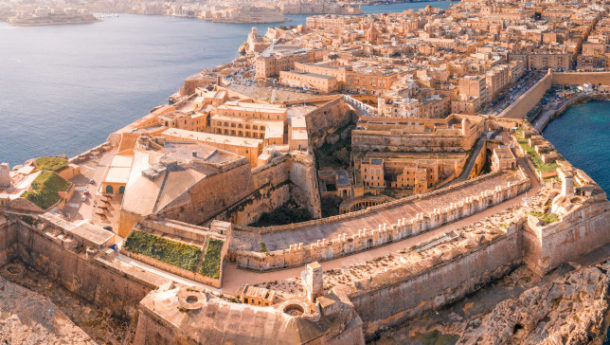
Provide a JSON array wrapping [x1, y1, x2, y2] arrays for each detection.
[[200, 239, 223, 279], [518, 140, 558, 173], [541, 213, 560, 224], [35, 157, 68, 172], [124, 230, 202, 272], [22, 171, 71, 210], [527, 210, 560, 225]]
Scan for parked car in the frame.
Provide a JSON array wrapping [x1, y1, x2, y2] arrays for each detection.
[[88, 179, 95, 184], [81, 195, 87, 202], [103, 225, 113, 231]]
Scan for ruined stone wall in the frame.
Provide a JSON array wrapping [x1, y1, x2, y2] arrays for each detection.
[[524, 199, 610, 275], [498, 71, 553, 119], [552, 71, 610, 85], [350, 225, 523, 339], [13, 219, 157, 320]]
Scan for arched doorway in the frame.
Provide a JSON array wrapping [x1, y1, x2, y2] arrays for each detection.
[[119, 186, 125, 194], [105, 185, 114, 194]]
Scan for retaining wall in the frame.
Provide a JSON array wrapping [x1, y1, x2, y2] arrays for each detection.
[[350, 223, 522, 338]]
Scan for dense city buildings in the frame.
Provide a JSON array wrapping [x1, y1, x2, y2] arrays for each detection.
[[2, 0, 610, 344]]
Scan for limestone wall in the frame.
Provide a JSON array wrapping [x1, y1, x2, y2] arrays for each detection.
[[236, 170, 520, 235], [524, 199, 610, 275], [498, 71, 553, 119], [288, 153, 322, 218], [0, 217, 17, 266], [214, 154, 322, 224], [214, 157, 292, 225], [552, 71, 610, 86], [350, 224, 522, 338], [12, 219, 159, 320], [306, 97, 354, 149], [233, 177, 530, 270], [158, 161, 254, 225]]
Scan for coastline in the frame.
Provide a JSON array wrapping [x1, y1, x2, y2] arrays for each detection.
[[534, 93, 610, 131]]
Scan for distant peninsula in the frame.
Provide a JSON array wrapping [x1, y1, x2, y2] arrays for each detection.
[[7, 8, 99, 26]]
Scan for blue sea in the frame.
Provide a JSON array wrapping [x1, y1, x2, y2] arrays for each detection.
[[0, 1, 450, 166], [543, 100, 610, 193]]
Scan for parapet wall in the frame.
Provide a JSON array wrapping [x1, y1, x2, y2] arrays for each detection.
[[350, 223, 522, 338], [233, 176, 530, 270], [498, 70, 553, 119]]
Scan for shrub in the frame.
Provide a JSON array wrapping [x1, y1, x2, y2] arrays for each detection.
[[124, 231, 202, 272], [22, 171, 71, 210], [200, 239, 223, 279]]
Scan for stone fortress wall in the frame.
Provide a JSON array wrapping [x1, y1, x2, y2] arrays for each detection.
[[351, 222, 523, 337], [0, 214, 161, 320], [498, 70, 610, 120], [552, 71, 610, 85], [232, 170, 530, 270], [212, 152, 322, 224], [524, 193, 610, 275], [498, 69, 553, 119]]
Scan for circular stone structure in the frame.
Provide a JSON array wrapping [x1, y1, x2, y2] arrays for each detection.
[[177, 288, 205, 311]]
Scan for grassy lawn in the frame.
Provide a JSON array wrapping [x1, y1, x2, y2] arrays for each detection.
[[200, 239, 224, 279], [124, 230, 202, 272], [35, 157, 68, 172], [517, 139, 558, 173], [22, 171, 71, 210]]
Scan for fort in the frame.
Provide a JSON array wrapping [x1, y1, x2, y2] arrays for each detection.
[[2, 1, 610, 344]]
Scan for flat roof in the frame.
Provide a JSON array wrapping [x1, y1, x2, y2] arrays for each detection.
[[104, 167, 131, 184], [161, 128, 262, 148]]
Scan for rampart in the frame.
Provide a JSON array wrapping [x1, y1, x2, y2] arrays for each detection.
[[232, 171, 530, 270], [350, 222, 523, 338], [498, 70, 553, 119], [0, 213, 165, 320], [552, 71, 610, 85], [524, 197, 610, 275]]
